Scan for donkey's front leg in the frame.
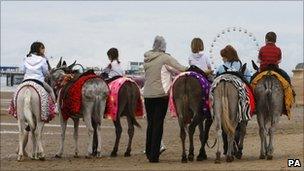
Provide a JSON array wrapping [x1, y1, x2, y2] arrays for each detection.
[[55, 112, 67, 158], [72, 118, 80, 158]]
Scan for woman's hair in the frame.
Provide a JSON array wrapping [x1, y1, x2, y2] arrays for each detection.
[[107, 47, 120, 64], [152, 36, 166, 52], [265, 31, 277, 43], [27, 41, 45, 57], [220, 45, 239, 62], [191, 38, 204, 53]]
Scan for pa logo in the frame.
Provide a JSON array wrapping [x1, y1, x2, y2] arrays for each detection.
[[288, 159, 301, 167]]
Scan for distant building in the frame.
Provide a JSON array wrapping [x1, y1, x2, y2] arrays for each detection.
[[0, 66, 20, 72], [126, 61, 144, 75]]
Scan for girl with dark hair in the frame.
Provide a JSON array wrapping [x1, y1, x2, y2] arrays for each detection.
[[102, 48, 125, 83], [23, 41, 56, 105], [215, 45, 251, 82]]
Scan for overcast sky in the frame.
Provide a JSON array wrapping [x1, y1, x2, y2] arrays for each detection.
[[1, 1, 303, 74]]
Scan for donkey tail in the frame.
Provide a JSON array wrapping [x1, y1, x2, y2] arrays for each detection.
[[221, 83, 235, 135], [23, 88, 35, 130]]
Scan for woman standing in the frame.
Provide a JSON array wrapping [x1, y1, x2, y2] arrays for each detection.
[[143, 36, 187, 163]]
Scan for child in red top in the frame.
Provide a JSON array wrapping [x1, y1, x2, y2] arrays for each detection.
[[258, 31, 290, 83]]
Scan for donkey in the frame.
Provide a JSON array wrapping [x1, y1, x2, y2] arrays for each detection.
[[212, 64, 248, 163], [50, 59, 109, 158], [251, 61, 284, 160], [92, 78, 142, 157], [172, 75, 212, 163], [16, 86, 46, 161]]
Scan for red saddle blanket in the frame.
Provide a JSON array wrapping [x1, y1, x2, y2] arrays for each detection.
[[60, 73, 101, 120], [105, 77, 144, 121]]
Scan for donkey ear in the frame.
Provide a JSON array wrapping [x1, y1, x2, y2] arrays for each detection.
[[56, 57, 62, 68], [68, 60, 77, 70], [223, 65, 229, 72], [240, 63, 247, 74], [62, 61, 67, 67], [251, 60, 259, 71]]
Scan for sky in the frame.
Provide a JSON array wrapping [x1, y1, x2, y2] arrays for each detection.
[[1, 1, 303, 74]]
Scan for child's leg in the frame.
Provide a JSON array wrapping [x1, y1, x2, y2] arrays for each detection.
[[42, 82, 56, 102], [278, 69, 291, 83]]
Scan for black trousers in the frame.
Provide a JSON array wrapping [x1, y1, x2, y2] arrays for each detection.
[[144, 96, 169, 162]]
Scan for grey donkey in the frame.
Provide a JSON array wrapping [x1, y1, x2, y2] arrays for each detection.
[[251, 61, 285, 160], [212, 64, 248, 163], [50, 58, 109, 158], [172, 75, 213, 163]]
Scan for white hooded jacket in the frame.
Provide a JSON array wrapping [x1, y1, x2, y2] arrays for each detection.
[[188, 51, 211, 72], [22, 54, 48, 82]]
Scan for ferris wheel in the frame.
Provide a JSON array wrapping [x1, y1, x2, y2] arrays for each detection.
[[209, 27, 260, 73]]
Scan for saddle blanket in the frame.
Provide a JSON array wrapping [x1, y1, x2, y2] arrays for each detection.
[[169, 71, 211, 121], [251, 70, 295, 120], [60, 73, 102, 120], [8, 81, 56, 122], [209, 74, 255, 122], [105, 77, 144, 121]]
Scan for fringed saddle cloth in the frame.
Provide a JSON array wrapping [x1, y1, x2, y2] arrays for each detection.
[[8, 81, 56, 122], [105, 77, 144, 121], [209, 74, 255, 122], [251, 70, 295, 120], [169, 71, 211, 121], [59, 73, 102, 120]]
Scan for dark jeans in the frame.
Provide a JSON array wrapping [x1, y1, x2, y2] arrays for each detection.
[[144, 96, 169, 162]]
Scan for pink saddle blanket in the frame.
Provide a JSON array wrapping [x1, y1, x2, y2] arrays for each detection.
[[105, 77, 144, 121]]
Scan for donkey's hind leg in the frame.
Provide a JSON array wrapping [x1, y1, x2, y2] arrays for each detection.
[[35, 122, 45, 160], [226, 134, 235, 162], [72, 118, 80, 158], [125, 116, 134, 157], [197, 117, 212, 161], [267, 122, 277, 160], [17, 119, 27, 161], [188, 113, 202, 162], [111, 119, 122, 157], [257, 113, 267, 159], [179, 121, 187, 163]]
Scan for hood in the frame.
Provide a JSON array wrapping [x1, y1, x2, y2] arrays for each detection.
[[144, 50, 163, 63], [24, 54, 45, 69], [190, 52, 204, 59]]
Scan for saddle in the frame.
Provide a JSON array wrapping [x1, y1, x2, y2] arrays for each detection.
[[210, 73, 255, 122], [104, 77, 144, 121], [169, 71, 211, 123], [8, 81, 56, 122], [251, 70, 295, 119], [59, 70, 102, 120]]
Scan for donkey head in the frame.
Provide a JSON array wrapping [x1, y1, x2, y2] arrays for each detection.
[[223, 63, 247, 75], [251, 60, 259, 72]]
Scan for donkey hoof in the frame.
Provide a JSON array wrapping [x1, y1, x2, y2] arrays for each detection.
[[266, 155, 273, 160], [214, 159, 221, 164], [17, 155, 23, 162], [110, 151, 117, 157], [74, 153, 79, 158], [259, 154, 266, 159], [197, 152, 207, 161], [85, 155, 93, 159], [235, 152, 243, 159], [124, 152, 131, 157], [188, 154, 194, 162], [39, 156, 46, 161], [55, 154, 62, 158], [226, 156, 234, 162], [181, 155, 187, 163], [96, 152, 102, 158]]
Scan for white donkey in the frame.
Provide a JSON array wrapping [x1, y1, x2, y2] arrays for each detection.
[[16, 86, 47, 161], [50, 59, 109, 158]]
